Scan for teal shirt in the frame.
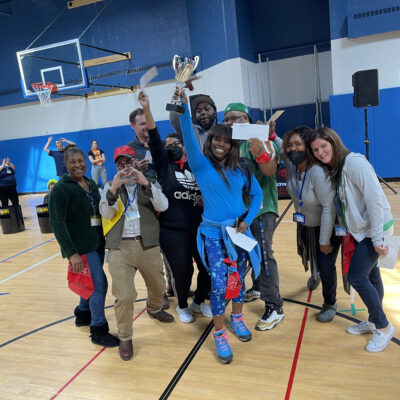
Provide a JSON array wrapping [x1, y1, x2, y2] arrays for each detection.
[[240, 140, 279, 217], [49, 174, 103, 258]]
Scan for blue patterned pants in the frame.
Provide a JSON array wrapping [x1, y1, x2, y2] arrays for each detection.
[[204, 237, 248, 316]]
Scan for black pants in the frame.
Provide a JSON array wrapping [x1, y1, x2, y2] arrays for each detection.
[[0, 185, 19, 208], [160, 226, 211, 309]]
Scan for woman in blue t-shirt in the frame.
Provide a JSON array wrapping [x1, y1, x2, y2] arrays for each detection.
[[179, 91, 262, 364]]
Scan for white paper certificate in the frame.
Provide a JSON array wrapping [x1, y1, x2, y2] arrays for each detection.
[[232, 123, 269, 141], [226, 226, 257, 252], [140, 66, 158, 89]]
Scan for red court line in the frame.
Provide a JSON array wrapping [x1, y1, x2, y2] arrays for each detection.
[[285, 290, 312, 400], [49, 306, 147, 400]]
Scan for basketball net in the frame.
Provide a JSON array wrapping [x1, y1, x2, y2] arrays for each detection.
[[31, 82, 55, 108]]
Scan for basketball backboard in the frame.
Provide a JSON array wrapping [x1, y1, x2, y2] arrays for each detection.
[[16, 38, 88, 99]]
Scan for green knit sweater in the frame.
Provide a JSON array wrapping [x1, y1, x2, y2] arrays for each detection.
[[49, 174, 104, 258]]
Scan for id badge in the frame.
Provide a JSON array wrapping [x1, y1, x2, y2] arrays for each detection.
[[335, 224, 346, 237], [125, 210, 140, 221], [6, 168, 11, 174], [90, 216, 101, 226], [293, 212, 305, 224]]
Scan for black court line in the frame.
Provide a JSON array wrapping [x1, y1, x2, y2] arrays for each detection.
[[159, 297, 400, 400], [0, 299, 145, 349]]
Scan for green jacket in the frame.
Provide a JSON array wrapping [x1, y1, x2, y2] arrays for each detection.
[[49, 174, 104, 258]]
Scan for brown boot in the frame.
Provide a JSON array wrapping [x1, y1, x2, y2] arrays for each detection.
[[161, 293, 170, 310], [119, 339, 133, 361], [147, 309, 174, 323]]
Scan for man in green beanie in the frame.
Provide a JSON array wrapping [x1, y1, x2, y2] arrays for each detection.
[[223, 103, 284, 332]]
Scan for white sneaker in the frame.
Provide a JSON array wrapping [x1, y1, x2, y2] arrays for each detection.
[[365, 323, 396, 353], [176, 306, 194, 323], [189, 301, 213, 318], [346, 321, 376, 335]]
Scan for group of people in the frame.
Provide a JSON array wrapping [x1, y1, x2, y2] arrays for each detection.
[[47, 85, 396, 364]]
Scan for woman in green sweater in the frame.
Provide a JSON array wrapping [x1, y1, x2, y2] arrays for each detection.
[[49, 145, 119, 348]]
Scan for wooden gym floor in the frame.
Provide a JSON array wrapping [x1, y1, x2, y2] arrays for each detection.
[[0, 185, 399, 400]]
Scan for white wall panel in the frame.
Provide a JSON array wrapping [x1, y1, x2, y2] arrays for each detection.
[[331, 31, 400, 95]]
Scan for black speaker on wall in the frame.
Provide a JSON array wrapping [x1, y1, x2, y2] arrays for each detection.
[[352, 69, 379, 108]]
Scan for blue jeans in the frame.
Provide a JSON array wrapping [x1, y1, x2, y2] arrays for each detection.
[[205, 237, 247, 316], [91, 165, 107, 187], [347, 237, 388, 329], [78, 247, 108, 327]]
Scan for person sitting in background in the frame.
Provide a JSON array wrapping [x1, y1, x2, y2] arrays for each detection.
[[309, 127, 395, 352], [49, 144, 119, 349], [43, 179, 57, 204], [138, 91, 211, 324], [88, 140, 107, 187], [99, 145, 174, 361], [283, 126, 340, 323], [179, 90, 262, 364], [43, 137, 76, 178], [0, 157, 19, 208]]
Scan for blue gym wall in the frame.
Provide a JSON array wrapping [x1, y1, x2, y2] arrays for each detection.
[[1, 0, 334, 192]]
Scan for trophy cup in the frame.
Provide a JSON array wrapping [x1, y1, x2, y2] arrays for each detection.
[[166, 54, 200, 114]]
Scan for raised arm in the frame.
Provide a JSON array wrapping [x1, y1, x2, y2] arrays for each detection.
[[248, 138, 278, 176], [138, 91, 168, 174], [43, 137, 52, 154], [179, 94, 207, 172], [61, 138, 76, 145]]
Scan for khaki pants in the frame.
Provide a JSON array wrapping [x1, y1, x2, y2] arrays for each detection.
[[108, 240, 165, 340]]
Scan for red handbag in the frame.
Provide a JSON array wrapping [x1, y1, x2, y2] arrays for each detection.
[[67, 255, 95, 300], [223, 258, 242, 299]]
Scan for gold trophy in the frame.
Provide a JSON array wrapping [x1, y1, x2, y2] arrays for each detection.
[[166, 54, 200, 114]]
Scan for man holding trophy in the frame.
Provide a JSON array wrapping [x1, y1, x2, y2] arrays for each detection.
[[167, 55, 217, 152]]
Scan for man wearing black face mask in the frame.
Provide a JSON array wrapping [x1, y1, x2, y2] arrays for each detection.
[[169, 94, 217, 153], [139, 91, 211, 324]]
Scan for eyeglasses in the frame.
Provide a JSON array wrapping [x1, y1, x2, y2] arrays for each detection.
[[165, 141, 181, 148], [223, 115, 246, 124], [286, 141, 305, 151], [116, 158, 135, 170]]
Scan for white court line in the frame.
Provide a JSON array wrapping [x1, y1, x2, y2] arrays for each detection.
[[0, 253, 61, 285]]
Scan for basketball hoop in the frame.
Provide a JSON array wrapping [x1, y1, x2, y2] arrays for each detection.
[[31, 82, 58, 108]]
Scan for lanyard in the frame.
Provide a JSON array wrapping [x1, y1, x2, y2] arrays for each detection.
[[258, 218, 270, 276], [295, 162, 309, 207], [334, 195, 341, 217], [76, 179, 97, 215], [124, 185, 138, 214]]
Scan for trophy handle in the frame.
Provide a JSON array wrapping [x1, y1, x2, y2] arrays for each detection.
[[172, 54, 180, 75], [192, 55, 200, 71]]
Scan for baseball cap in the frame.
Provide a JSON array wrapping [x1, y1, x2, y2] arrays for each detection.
[[114, 146, 136, 162], [224, 102, 253, 123], [191, 95, 216, 112]]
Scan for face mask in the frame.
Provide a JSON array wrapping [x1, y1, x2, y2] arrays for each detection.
[[166, 146, 183, 161], [288, 151, 307, 166]]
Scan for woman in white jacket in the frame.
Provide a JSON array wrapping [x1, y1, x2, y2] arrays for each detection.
[[308, 127, 395, 353]]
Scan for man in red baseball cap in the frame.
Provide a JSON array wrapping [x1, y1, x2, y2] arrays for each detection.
[[99, 145, 174, 361]]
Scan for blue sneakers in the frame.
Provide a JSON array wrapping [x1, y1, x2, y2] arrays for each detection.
[[230, 313, 252, 342], [213, 329, 233, 364]]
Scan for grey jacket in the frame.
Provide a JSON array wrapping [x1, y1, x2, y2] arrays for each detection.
[[339, 153, 393, 246], [169, 111, 210, 152], [286, 160, 336, 245]]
